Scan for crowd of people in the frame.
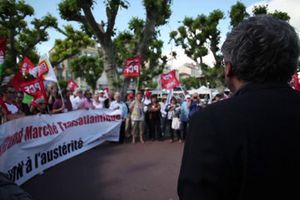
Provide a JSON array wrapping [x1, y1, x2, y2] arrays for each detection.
[[0, 82, 228, 144]]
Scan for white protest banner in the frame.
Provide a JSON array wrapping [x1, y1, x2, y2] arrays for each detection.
[[0, 109, 122, 185]]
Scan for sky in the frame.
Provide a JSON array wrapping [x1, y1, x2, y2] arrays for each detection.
[[24, 0, 300, 68]]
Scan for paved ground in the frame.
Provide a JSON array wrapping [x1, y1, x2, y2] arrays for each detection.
[[22, 140, 184, 200]]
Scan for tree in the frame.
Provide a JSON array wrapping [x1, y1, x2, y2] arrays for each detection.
[[230, 3, 290, 29], [181, 76, 200, 90], [0, 0, 57, 80], [229, 1, 249, 28], [171, 2, 291, 88], [58, 0, 171, 97], [70, 55, 103, 90], [113, 17, 168, 89], [50, 25, 95, 66], [170, 10, 224, 87]]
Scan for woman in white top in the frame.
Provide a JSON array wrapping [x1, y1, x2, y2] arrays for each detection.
[[92, 92, 103, 109]]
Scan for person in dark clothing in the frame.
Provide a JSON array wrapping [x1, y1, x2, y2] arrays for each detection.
[[178, 15, 300, 200], [188, 93, 202, 118], [148, 95, 161, 140], [0, 172, 32, 200], [15, 92, 30, 115]]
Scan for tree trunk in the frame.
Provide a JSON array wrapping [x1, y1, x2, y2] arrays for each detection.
[[119, 20, 157, 100], [102, 43, 118, 95], [9, 28, 17, 69]]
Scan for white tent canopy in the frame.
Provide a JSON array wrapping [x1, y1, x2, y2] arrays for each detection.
[[188, 86, 211, 95]]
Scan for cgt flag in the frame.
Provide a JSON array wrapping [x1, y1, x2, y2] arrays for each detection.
[[19, 77, 47, 100], [19, 56, 35, 75], [123, 56, 142, 77], [161, 70, 180, 90], [67, 79, 79, 92], [9, 71, 48, 105], [38, 55, 57, 82], [0, 38, 6, 77]]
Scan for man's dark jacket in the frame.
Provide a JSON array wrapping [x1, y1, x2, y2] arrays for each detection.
[[178, 82, 300, 200]]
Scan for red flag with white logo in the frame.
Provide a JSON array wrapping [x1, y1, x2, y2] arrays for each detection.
[[19, 77, 47, 100], [19, 56, 35, 74], [9, 72, 48, 104], [161, 70, 180, 90], [67, 79, 79, 92], [123, 56, 142, 77]]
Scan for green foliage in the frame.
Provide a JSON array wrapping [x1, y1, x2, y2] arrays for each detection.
[[172, 2, 292, 88], [50, 25, 95, 65], [143, 0, 171, 25], [270, 10, 290, 21], [170, 10, 224, 66], [58, 0, 171, 95], [230, 3, 290, 29], [252, 5, 268, 15], [229, 1, 249, 28], [170, 10, 224, 87], [0, 0, 57, 81], [70, 56, 103, 90], [181, 77, 200, 90], [113, 17, 168, 88], [58, 79, 68, 89]]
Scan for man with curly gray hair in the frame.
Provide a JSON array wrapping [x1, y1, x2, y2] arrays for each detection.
[[178, 15, 300, 200]]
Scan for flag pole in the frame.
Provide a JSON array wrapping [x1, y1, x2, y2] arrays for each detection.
[[135, 77, 139, 94], [56, 81, 65, 109]]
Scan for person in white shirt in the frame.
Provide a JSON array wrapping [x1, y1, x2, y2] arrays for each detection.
[[110, 92, 128, 143], [98, 90, 107, 107], [92, 91, 103, 109], [160, 95, 168, 137], [70, 89, 85, 110]]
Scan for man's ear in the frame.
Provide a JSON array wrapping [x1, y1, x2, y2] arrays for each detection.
[[224, 63, 234, 78]]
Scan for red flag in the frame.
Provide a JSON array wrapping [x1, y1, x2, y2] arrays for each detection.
[[161, 70, 180, 90], [9, 72, 48, 104], [290, 73, 300, 91], [9, 71, 26, 90], [123, 56, 142, 77], [19, 77, 47, 100], [67, 79, 78, 92], [38, 60, 49, 77], [19, 56, 35, 74]]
